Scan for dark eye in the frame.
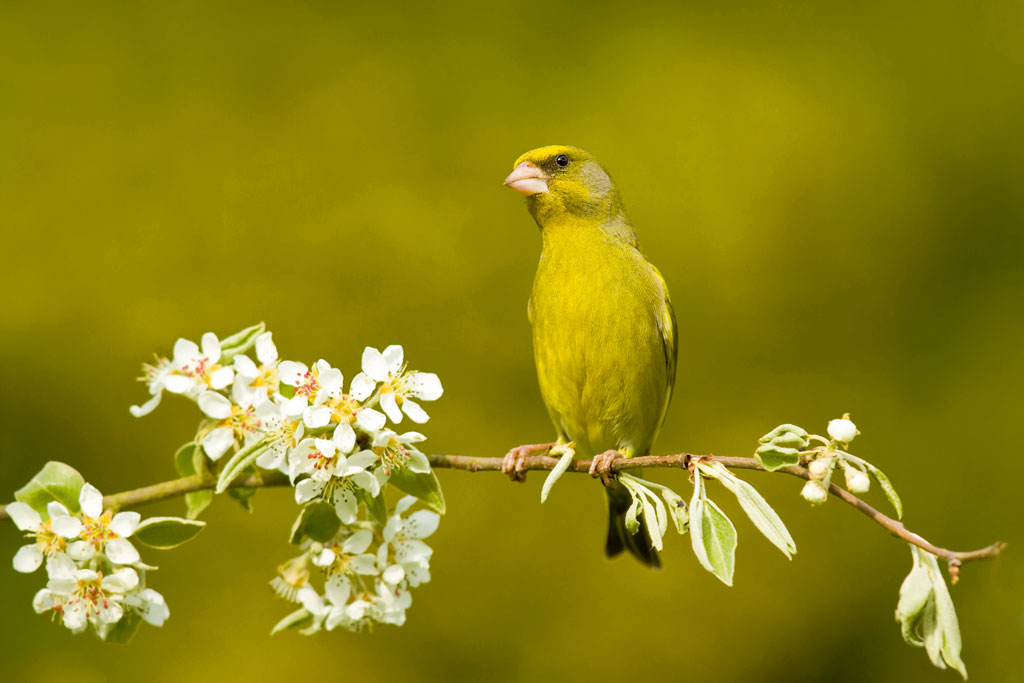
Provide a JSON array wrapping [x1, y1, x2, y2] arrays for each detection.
[[555, 154, 569, 168]]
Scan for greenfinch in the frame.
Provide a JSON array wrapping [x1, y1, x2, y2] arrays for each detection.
[[502, 145, 677, 568]]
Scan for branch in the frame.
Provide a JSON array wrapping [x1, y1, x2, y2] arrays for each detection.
[[1, 453, 1004, 577]]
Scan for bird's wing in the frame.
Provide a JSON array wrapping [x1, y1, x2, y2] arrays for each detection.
[[652, 265, 678, 433]]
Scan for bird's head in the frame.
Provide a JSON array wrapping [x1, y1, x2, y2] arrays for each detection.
[[504, 145, 628, 229]]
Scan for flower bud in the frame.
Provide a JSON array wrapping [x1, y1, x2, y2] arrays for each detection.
[[845, 468, 870, 494], [801, 480, 828, 505], [808, 459, 830, 480], [827, 418, 858, 444]]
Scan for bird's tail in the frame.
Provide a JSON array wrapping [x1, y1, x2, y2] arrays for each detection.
[[605, 480, 661, 569]]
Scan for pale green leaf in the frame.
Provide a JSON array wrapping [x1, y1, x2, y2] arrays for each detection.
[[540, 447, 574, 503], [97, 611, 142, 644], [14, 461, 86, 519], [218, 322, 266, 360], [754, 444, 801, 471], [388, 467, 445, 514], [289, 502, 341, 544], [866, 463, 903, 519], [215, 438, 270, 493], [661, 487, 689, 534], [134, 516, 206, 549], [703, 462, 796, 559], [228, 486, 257, 512], [271, 608, 313, 635], [174, 442, 213, 519], [689, 477, 737, 586]]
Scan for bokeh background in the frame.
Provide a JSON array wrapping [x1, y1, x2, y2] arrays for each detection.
[[1, 1, 1021, 681]]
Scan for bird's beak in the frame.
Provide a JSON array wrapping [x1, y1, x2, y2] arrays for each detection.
[[503, 162, 550, 196]]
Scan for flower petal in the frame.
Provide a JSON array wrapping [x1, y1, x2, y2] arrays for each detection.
[[201, 332, 222, 361], [198, 391, 233, 419], [202, 427, 235, 461], [80, 483, 104, 519], [318, 368, 344, 398], [355, 408, 386, 432], [303, 405, 332, 429], [361, 347, 389, 382], [332, 423, 356, 454], [13, 544, 43, 573], [334, 489, 357, 524], [342, 529, 374, 555], [382, 345, 404, 373], [129, 392, 163, 417], [382, 563, 405, 585], [404, 510, 440, 539], [350, 554, 379, 575], [105, 538, 141, 565], [380, 393, 402, 424], [172, 338, 199, 364], [278, 361, 308, 387], [209, 366, 234, 390], [163, 374, 195, 394], [401, 398, 430, 424], [137, 588, 170, 626], [6, 502, 41, 531], [110, 511, 141, 537], [295, 478, 321, 504], [233, 354, 258, 379], [51, 515, 83, 539], [324, 573, 351, 605], [408, 372, 443, 401], [350, 372, 376, 401], [255, 332, 278, 365], [67, 540, 95, 561]]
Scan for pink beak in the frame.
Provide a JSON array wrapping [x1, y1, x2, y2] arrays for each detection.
[[503, 162, 550, 196]]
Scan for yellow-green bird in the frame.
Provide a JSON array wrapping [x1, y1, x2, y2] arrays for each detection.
[[502, 145, 677, 568]]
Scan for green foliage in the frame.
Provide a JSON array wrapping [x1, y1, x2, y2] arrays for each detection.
[[689, 474, 737, 586], [134, 516, 207, 549], [388, 467, 446, 514], [289, 502, 341, 544], [217, 322, 266, 361], [699, 461, 795, 559], [896, 545, 967, 678], [173, 442, 213, 519], [215, 438, 270, 494], [14, 461, 85, 518]]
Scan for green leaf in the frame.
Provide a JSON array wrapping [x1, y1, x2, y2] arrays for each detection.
[[134, 516, 206, 549], [97, 611, 142, 644], [754, 444, 801, 471], [14, 461, 86, 519], [215, 438, 270, 493], [758, 424, 808, 444], [540, 446, 574, 503], [271, 608, 313, 635], [896, 564, 933, 647], [661, 487, 689, 534], [173, 442, 213, 519], [689, 477, 737, 586], [218, 322, 266, 360], [358, 489, 388, 525], [866, 463, 903, 519], [228, 486, 257, 512], [703, 462, 796, 559], [289, 502, 341, 544], [388, 467, 446, 514]]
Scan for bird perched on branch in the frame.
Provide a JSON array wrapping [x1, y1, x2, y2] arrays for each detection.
[[502, 145, 677, 568]]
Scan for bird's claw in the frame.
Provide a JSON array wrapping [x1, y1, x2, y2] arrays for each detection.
[[588, 450, 620, 487], [501, 443, 555, 483]]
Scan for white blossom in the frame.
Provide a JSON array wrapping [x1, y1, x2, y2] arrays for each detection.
[[827, 417, 858, 444], [8, 501, 82, 573], [352, 345, 442, 424], [163, 333, 234, 396]]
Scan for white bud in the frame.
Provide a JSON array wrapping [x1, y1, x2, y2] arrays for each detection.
[[808, 459, 830, 480], [801, 480, 828, 505], [845, 469, 871, 494], [827, 418, 858, 444]]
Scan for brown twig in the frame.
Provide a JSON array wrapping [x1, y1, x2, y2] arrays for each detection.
[[0, 453, 1005, 575]]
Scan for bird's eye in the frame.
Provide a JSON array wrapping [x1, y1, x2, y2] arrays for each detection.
[[555, 154, 569, 168]]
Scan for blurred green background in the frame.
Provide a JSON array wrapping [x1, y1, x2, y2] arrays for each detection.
[[1, 1, 1021, 681]]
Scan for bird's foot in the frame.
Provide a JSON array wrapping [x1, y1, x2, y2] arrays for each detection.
[[501, 442, 556, 483], [588, 450, 621, 487]]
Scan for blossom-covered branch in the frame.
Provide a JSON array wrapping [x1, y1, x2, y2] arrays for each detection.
[[2, 452, 1004, 573]]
